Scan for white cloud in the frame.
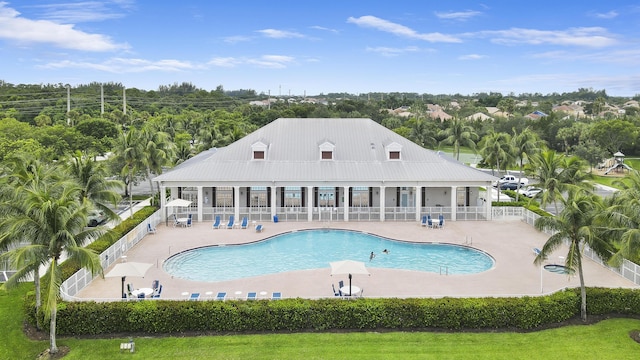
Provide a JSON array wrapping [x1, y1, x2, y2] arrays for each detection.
[[533, 49, 640, 65], [366, 46, 422, 57], [0, 2, 128, 51], [30, 0, 134, 23], [479, 27, 618, 48], [593, 10, 618, 19], [347, 15, 462, 43], [223, 35, 252, 44], [40, 57, 202, 73], [257, 29, 305, 39], [458, 54, 486, 60], [310, 25, 339, 34], [435, 10, 482, 21], [208, 57, 241, 67], [208, 55, 296, 69]]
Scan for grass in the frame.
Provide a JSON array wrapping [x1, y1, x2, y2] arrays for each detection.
[[2, 284, 640, 359]]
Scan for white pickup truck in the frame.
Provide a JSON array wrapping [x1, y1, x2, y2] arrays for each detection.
[[494, 174, 529, 188]]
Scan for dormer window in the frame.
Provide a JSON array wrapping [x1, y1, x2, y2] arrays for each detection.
[[385, 142, 402, 160], [251, 140, 268, 160], [319, 141, 335, 160]]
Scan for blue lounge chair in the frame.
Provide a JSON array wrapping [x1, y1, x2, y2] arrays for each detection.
[[226, 215, 235, 229], [151, 280, 159, 290], [186, 215, 192, 228], [147, 223, 157, 234], [255, 224, 263, 233], [427, 215, 433, 229], [189, 292, 200, 301], [533, 247, 541, 256], [240, 216, 248, 229], [438, 215, 445, 229], [212, 215, 221, 229], [420, 215, 427, 227], [272, 292, 282, 300], [246, 292, 257, 300], [152, 285, 162, 298], [215, 292, 227, 301]]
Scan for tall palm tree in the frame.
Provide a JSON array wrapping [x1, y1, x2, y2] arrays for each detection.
[[511, 127, 543, 201], [534, 190, 611, 322], [526, 149, 565, 214], [478, 131, 512, 202], [439, 118, 478, 161], [67, 153, 123, 223], [114, 128, 145, 217], [602, 170, 640, 266], [140, 126, 174, 198]]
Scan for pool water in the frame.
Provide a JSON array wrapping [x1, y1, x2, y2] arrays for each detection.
[[163, 229, 495, 282]]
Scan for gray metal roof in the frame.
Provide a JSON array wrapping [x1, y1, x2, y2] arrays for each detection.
[[153, 118, 497, 186]]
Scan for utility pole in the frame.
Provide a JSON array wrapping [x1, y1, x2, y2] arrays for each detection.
[[268, 90, 271, 110], [66, 84, 71, 125], [100, 84, 104, 116], [123, 87, 127, 115]]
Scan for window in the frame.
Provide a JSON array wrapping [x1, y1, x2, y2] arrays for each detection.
[[389, 151, 400, 159], [251, 186, 267, 207], [385, 142, 402, 160], [321, 151, 333, 160], [253, 151, 265, 159], [284, 187, 302, 207], [319, 141, 335, 160], [215, 187, 233, 207], [352, 186, 369, 207]]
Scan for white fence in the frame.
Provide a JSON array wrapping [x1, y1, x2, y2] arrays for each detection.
[[60, 210, 162, 300], [494, 206, 640, 287]]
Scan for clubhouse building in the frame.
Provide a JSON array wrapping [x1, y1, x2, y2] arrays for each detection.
[[153, 118, 497, 223]]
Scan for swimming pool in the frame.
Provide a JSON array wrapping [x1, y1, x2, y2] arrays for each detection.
[[163, 229, 495, 282]]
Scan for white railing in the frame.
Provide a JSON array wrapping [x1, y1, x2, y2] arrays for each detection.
[[60, 210, 162, 300]]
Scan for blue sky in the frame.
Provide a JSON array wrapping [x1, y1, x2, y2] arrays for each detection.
[[1, 1, 640, 96]]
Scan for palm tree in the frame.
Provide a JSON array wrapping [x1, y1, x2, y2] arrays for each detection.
[[511, 127, 542, 201], [439, 118, 478, 161], [140, 126, 174, 199], [478, 131, 512, 202], [534, 190, 612, 322], [602, 170, 640, 266], [67, 153, 123, 223], [114, 128, 145, 217], [526, 149, 565, 214]]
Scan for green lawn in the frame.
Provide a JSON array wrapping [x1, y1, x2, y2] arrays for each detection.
[[2, 284, 640, 359]]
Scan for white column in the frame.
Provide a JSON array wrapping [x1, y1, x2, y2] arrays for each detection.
[[307, 186, 313, 221], [234, 186, 240, 220], [450, 186, 457, 221], [271, 186, 277, 220], [485, 183, 493, 220], [415, 186, 422, 221], [160, 185, 167, 224], [343, 186, 349, 221], [196, 186, 203, 222], [379, 186, 386, 221]]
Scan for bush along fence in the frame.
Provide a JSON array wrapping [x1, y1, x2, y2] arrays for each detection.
[[23, 288, 640, 335]]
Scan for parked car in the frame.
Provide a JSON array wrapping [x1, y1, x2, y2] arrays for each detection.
[[88, 210, 107, 227], [493, 174, 529, 188], [520, 187, 543, 198], [499, 182, 518, 191]]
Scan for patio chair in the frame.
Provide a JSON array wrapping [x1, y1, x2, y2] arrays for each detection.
[[246, 292, 257, 300], [151, 285, 162, 298], [255, 224, 264, 233], [172, 214, 181, 227], [240, 216, 248, 229], [427, 215, 433, 229], [185, 214, 193, 228], [271, 292, 282, 300], [532, 247, 541, 256], [126, 283, 134, 298], [338, 280, 344, 289], [212, 215, 221, 229], [151, 279, 159, 290], [226, 215, 235, 229], [147, 223, 157, 234], [421, 215, 427, 227], [215, 292, 227, 301], [438, 215, 445, 229], [189, 292, 200, 301], [332, 284, 340, 296]]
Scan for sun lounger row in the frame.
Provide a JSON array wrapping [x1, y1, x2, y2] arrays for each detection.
[[420, 215, 445, 229], [186, 291, 281, 301], [212, 216, 264, 232]]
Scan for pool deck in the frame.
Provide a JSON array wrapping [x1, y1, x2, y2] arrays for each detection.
[[76, 219, 638, 301]]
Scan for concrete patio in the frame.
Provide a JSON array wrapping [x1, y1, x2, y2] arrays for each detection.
[[76, 219, 638, 301]]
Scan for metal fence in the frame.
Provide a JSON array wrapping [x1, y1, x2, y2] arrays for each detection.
[[60, 210, 163, 300]]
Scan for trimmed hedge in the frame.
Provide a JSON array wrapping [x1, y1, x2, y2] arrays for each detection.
[[26, 288, 640, 335]]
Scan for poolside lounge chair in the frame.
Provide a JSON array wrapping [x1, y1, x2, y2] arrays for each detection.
[[240, 216, 248, 229], [147, 223, 157, 234], [189, 292, 200, 301], [226, 215, 235, 229], [533, 247, 541, 256], [215, 292, 227, 301], [272, 292, 282, 300], [185, 214, 193, 228], [421, 215, 427, 227], [172, 214, 181, 227], [255, 224, 263, 233], [438, 215, 445, 229], [212, 215, 221, 229], [246, 292, 257, 300], [427, 215, 433, 229], [151, 285, 162, 298]]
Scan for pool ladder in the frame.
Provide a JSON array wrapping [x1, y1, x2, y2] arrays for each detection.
[[439, 266, 448, 275]]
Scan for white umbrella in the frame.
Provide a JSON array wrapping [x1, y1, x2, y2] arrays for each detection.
[[330, 260, 370, 296], [105, 262, 153, 299], [165, 198, 192, 225]]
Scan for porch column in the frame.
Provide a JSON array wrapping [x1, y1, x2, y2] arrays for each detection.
[[160, 185, 167, 225], [342, 186, 349, 221], [307, 186, 313, 221], [415, 186, 422, 221], [271, 186, 277, 220], [233, 186, 240, 220], [485, 183, 493, 220], [450, 186, 457, 221], [379, 186, 386, 221], [197, 186, 203, 222]]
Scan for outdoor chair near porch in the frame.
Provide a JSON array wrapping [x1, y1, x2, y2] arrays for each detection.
[[147, 223, 157, 234], [438, 215, 445, 229], [212, 215, 221, 229], [427, 215, 433, 229], [421, 215, 427, 226], [246, 292, 257, 300], [240, 216, 248, 229], [151, 285, 162, 298], [226, 215, 235, 229], [215, 292, 227, 301], [271, 292, 282, 300], [255, 224, 264, 233], [189, 292, 200, 301]]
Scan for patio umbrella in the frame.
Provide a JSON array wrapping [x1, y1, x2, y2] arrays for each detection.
[[105, 262, 153, 299], [330, 260, 370, 296]]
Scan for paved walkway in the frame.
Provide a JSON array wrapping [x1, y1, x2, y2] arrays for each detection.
[[77, 219, 638, 301]]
